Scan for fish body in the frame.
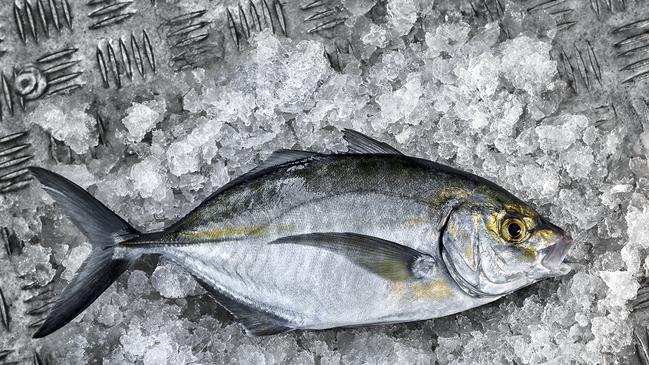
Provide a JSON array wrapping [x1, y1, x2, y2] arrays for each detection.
[[29, 130, 572, 337], [129, 154, 496, 329]]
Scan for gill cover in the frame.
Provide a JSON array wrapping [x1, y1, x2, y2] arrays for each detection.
[[441, 206, 529, 297]]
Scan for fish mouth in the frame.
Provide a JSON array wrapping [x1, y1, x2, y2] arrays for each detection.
[[540, 236, 572, 276]]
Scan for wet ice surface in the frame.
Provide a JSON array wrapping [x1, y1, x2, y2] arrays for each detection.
[[1, 0, 649, 364]]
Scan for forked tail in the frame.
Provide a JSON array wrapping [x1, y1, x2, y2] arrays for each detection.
[[28, 167, 141, 338]]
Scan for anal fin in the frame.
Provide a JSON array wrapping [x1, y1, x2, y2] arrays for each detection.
[[193, 277, 294, 336]]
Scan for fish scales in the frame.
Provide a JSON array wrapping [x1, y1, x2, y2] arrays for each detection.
[[170, 155, 466, 247]]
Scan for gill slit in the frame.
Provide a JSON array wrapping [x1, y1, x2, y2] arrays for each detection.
[[436, 203, 455, 276], [436, 204, 492, 298]]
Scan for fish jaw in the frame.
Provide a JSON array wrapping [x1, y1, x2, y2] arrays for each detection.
[[538, 237, 573, 277]]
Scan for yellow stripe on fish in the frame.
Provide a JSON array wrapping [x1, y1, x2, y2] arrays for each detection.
[[411, 280, 453, 300], [181, 225, 269, 240]]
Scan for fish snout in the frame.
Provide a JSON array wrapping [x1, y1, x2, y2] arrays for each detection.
[[534, 217, 572, 274]]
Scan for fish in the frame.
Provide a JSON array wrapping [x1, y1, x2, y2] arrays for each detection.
[[28, 129, 572, 338]]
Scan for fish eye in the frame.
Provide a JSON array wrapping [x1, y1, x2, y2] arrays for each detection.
[[501, 218, 527, 243]]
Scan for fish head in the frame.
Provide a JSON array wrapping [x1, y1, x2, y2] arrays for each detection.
[[440, 195, 572, 297]]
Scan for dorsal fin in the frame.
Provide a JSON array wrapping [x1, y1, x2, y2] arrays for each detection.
[[168, 149, 322, 233], [247, 149, 320, 175], [342, 129, 402, 155], [203, 150, 319, 202]]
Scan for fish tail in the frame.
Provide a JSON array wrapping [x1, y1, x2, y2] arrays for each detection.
[[29, 167, 141, 338]]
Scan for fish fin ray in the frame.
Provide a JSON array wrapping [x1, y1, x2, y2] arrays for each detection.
[[190, 150, 320, 211], [247, 149, 320, 175], [194, 277, 295, 336], [29, 167, 140, 338], [28, 167, 139, 245], [270, 232, 433, 281], [34, 253, 133, 338], [342, 129, 402, 155]]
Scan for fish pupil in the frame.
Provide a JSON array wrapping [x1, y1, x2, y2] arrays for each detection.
[[508, 222, 522, 238]]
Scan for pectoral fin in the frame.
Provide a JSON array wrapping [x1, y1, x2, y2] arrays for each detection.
[[270, 232, 435, 281]]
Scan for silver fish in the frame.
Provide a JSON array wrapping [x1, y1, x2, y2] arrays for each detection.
[[29, 129, 572, 338]]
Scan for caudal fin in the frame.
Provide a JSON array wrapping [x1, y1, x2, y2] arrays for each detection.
[[28, 167, 140, 338]]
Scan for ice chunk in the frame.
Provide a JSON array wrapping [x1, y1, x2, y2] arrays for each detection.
[[247, 31, 332, 114], [31, 101, 98, 154], [536, 114, 589, 152], [122, 99, 167, 142], [58, 335, 89, 363], [387, 0, 418, 35], [94, 174, 133, 211], [130, 156, 168, 201], [120, 325, 148, 358], [14, 244, 55, 286], [361, 23, 389, 48], [273, 40, 332, 113], [516, 163, 560, 199], [209, 160, 230, 188], [61, 243, 92, 281], [500, 35, 558, 96], [97, 303, 123, 327], [605, 131, 622, 156], [127, 270, 152, 295], [622, 198, 649, 274], [52, 165, 97, 189], [587, 315, 633, 358], [557, 188, 604, 228], [454, 52, 500, 100], [143, 335, 175, 365], [183, 88, 201, 114], [342, 0, 375, 16], [561, 144, 594, 179], [199, 87, 256, 125], [377, 51, 407, 82], [516, 127, 540, 155], [235, 344, 267, 364], [376, 73, 422, 127], [425, 22, 472, 57], [600, 184, 633, 209], [151, 260, 205, 299], [166, 117, 223, 176], [340, 331, 432, 363], [599, 271, 640, 308]]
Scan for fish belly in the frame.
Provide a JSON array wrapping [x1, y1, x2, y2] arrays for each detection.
[[163, 241, 402, 328], [161, 239, 497, 329]]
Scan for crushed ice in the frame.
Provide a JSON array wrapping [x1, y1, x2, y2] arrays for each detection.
[[0, 1, 646, 364]]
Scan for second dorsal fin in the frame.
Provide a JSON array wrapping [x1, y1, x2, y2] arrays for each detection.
[[342, 129, 402, 155]]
